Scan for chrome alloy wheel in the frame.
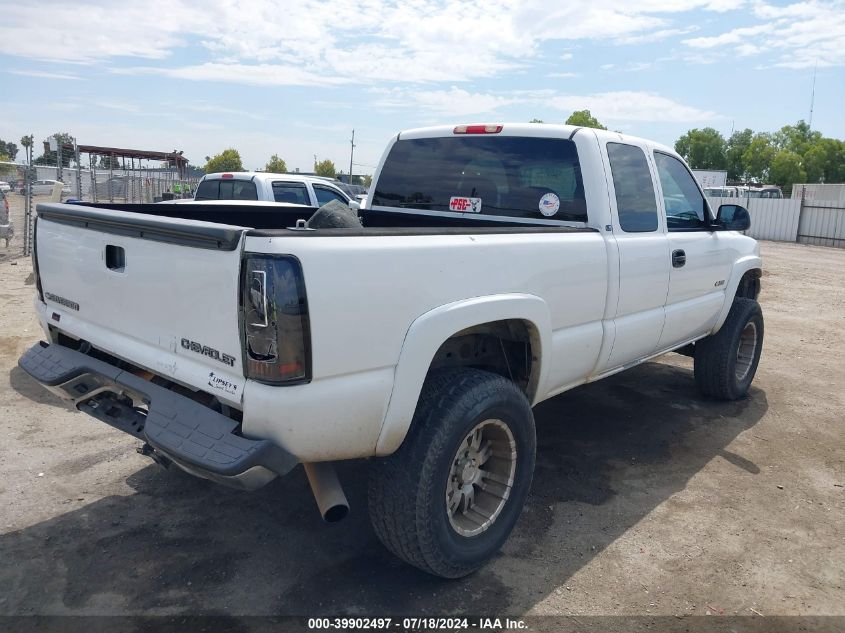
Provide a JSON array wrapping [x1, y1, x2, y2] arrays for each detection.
[[446, 419, 517, 537], [735, 321, 758, 381]]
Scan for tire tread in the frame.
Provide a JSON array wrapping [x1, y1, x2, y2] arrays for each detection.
[[368, 368, 533, 577]]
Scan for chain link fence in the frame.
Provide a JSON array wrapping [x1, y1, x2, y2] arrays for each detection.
[[1, 150, 199, 260]]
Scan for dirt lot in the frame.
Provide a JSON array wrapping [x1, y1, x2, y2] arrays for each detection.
[[0, 238, 843, 624]]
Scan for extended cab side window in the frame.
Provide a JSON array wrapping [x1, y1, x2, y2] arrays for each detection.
[[313, 185, 347, 206], [654, 152, 711, 231], [607, 143, 659, 233]]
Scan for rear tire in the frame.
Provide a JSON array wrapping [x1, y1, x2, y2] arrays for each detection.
[[694, 297, 764, 400], [368, 368, 536, 578]]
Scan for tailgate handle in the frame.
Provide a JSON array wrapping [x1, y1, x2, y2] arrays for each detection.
[[105, 245, 125, 272]]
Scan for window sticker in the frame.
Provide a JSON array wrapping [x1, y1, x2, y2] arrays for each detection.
[[539, 192, 560, 216], [449, 196, 482, 213]]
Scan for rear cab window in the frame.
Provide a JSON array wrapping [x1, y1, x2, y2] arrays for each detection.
[[195, 178, 258, 201], [371, 136, 586, 223]]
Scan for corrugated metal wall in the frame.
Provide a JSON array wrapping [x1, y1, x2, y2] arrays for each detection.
[[707, 196, 802, 242]]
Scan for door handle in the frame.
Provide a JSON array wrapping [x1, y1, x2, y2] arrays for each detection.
[[672, 249, 686, 268]]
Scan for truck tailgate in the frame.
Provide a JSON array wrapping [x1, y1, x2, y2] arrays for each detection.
[[34, 203, 248, 406]]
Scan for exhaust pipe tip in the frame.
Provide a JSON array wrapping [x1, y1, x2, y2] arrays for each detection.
[[322, 503, 349, 523], [303, 462, 349, 523]]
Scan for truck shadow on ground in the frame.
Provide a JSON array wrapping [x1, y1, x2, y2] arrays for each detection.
[[1, 361, 767, 616]]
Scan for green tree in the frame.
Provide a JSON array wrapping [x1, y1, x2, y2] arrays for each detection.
[[725, 128, 753, 181], [265, 154, 287, 173], [819, 138, 845, 183], [362, 174, 372, 187], [0, 139, 18, 161], [742, 133, 776, 181], [314, 159, 337, 178], [565, 110, 607, 130], [769, 150, 806, 190], [204, 148, 244, 173], [99, 155, 121, 169], [529, 118, 544, 123], [772, 120, 821, 156], [674, 127, 727, 170], [803, 144, 827, 183]]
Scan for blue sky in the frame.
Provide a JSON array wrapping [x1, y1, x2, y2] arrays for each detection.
[[1, 0, 843, 174]]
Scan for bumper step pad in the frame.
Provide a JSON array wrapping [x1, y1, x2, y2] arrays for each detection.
[[19, 343, 295, 483]]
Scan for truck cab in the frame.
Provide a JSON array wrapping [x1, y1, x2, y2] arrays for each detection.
[[195, 172, 352, 207]]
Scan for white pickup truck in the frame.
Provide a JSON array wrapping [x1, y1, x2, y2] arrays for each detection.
[[192, 172, 352, 207], [20, 123, 763, 578]]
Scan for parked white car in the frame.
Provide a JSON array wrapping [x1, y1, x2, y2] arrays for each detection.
[[20, 179, 71, 196], [22, 123, 763, 578], [0, 181, 11, 193], [0, 189, 12, 247], [194, 172, 352, 207]]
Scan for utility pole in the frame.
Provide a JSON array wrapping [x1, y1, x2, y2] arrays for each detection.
[[349, 130, 356, 184], [808, 61, 817, 130]]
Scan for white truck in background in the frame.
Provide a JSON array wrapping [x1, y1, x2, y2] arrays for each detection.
[[191, 172, 353, 207], [20, 123, 763, 578]]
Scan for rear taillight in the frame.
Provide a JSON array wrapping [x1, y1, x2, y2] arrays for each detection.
[[453, 124, 503, 134], [241, 254, 311, 384]]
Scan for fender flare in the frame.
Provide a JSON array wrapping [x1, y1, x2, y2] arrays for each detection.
[[374, 293, 552, 456], [712, 254, 763, 332]]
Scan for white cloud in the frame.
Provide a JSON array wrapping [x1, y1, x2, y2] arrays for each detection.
[[6, 70, 82, 81], [372, 87, 720, 123], [547, 72, 579, 78], [682, 1, 845, 68], [616, 26, 699, 44], [684, 24, 773, 48], [7, 70, 81, 80], [0, 0, 768, 85], [113, 63, 354, 87], [372, 86, 520, 118], [548, 91, 721, 122]]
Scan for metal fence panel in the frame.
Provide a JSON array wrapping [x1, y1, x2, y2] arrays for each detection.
[[707, 196, 802, 242], [799, 200, 845, 248]]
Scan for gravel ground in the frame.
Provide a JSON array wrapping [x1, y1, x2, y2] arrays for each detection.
[[0, 234, 842, 624]]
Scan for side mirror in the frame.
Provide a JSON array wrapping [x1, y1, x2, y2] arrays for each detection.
[[348, 200, 361, 211], [717, 204, 750, 231]]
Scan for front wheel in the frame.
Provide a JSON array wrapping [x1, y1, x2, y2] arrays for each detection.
[[368, 368, 536, 578], [694, 297, 764, 400]]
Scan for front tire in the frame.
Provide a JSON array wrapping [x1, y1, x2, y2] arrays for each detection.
[[368, 368, 536, 578], [694, 297, 764, 400]]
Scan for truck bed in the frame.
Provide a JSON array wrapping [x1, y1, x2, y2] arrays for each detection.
[[54, 202, 595, 236]]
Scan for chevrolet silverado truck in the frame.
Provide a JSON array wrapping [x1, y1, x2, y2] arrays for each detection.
[[19, 123, 763, 578]]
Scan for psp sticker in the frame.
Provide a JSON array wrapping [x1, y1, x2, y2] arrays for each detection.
[[539, 192, 560, 217], [450, 196, 482, 213]]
